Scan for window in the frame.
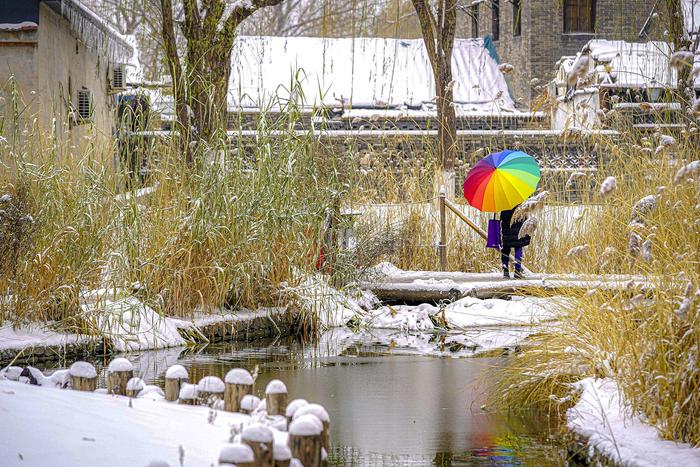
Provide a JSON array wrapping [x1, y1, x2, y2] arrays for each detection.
[[513, 0, 522, 37], [110, 64, 126, 90], [471, 5, 479, 37], [492, 0, 500, 41], [564, 0, 596, 33], [77, 89, 93, 122]]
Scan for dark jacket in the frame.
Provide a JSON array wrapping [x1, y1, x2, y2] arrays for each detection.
[[500, 208, 531, 249]]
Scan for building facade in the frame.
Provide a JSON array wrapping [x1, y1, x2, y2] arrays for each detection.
[[0, 0, 133, 154], [465, 0, 659, 107]]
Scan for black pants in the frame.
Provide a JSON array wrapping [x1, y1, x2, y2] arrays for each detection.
[[501, 247, 523, 271]]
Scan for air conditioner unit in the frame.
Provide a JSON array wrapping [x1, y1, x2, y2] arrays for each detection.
[[111, 64, 126, 90]]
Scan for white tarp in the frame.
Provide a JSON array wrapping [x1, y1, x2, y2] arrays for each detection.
[[228, 36, 514, 111]]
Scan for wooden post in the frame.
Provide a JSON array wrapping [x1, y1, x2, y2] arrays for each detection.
[[240, 394, 261, 414], [224, 368, 253, 412], [164, 364, 188, 402], [69, 361, 97, 392], [288, 414, 323, 467], [178, 383, 198, 405], [265, 379, 288, 416], [197, 376, 225, 406], [107, 358, 134, 396], [241, 424, 274, 467], [439, 188, 447, 271], [294, 404, 330, 452], [218, 443, 255, 467], [125, 377, 144, 398]]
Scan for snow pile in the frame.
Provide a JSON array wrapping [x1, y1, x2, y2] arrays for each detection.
[[288, 276, 364, 327], [82, 295, 185, 351], [219, 443, 254, 465], [241, 424, 274, 443], [165, 364, 188, 380], [0, 323, 88, 351], [294, 403, 329, 423], [197, 376, 224, 393], [69, 361, 96, 379], [265, 379, 287, 395], [108, 357, 133, 373], [288, 414, 323, 436], [225, 368, 253, 385], [240, 395, 261, 412], [361, 296, 560, 331], [126, 377, 145, 392], [568, 378, 700, 466], [285, 399, 308, 419]]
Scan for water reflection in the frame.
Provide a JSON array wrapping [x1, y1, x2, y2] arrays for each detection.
[[40, 332, 566, 466]]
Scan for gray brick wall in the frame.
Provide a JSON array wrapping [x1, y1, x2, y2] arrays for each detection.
[[462, 0, 659, 107]]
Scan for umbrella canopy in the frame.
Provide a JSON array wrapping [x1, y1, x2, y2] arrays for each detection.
[[463, 150, 540, 212]]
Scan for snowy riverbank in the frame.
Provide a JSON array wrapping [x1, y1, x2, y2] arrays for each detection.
[[0, 379, 291, 466], [567, 378, 700, 466]]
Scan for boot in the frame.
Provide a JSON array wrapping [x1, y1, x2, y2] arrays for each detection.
[[503, 267, 510, 279], [514, 269, 525, 280]]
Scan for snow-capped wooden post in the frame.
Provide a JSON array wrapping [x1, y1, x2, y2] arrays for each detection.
[[224, 368, 253, 412], [241, 424, 274, 467], [439, 188, 447, 271], [294, 404, 330, 452], [197, 376, 225, 406], [240, 394, 261, 415], [69, 361, 97, 392], [107, 358, 134, 396], [164, 364, 188, 402], [265, 379, 288, 416], [285, 398, 308, 424], [125, 377, 145, 398], [178, 383, 198, 405], [288, 414, 323, 467], [218, 443, 255, 467], [273, 442, 292, 467]]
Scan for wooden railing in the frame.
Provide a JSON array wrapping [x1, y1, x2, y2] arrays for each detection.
[[438, 190, 532, 274]]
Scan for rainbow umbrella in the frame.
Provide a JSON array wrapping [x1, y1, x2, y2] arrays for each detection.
[[463, 150, 540, 212]]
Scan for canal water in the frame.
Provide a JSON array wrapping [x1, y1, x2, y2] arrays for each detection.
[[39, 329, 568, 466]]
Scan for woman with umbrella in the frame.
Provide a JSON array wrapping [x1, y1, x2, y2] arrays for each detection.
[[499, 206, 530, 279], [463, 149, 540, 279]]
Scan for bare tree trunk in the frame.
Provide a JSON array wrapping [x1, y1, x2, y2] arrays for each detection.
[[411, 0, 457, 188], [160, 0, 192, 162], [159, 0, 284, 160]]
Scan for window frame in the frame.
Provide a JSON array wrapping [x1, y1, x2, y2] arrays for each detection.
[[471, 4, 479, 38], [76, 89, 93, 123], [563, 0, 596, 34]]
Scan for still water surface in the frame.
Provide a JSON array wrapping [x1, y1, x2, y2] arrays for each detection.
[[112, 333, 568, 466]]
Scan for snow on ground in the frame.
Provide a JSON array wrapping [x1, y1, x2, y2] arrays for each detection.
[[286, 275, 365, 328], [0, 323, 88, 351], [360, 296, 561, 331], [567, 378, 700, 467], [0, 379, 289, 467], [82, 295, 185, 352]]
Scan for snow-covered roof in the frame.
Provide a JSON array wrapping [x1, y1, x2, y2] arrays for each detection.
[[0, 21, 38, 32], [228, 36, 514, 112], [557, 39, 698, 90], [45, 0, 133, 64]]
